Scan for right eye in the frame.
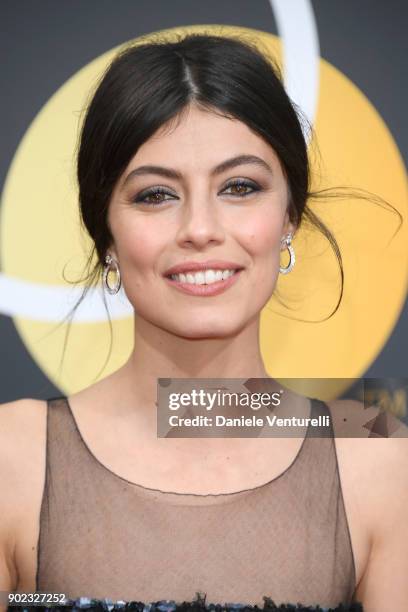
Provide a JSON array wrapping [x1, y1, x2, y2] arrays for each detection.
[[132, 186, 176, 206]]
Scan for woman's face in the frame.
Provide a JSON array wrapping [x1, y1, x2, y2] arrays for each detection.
[[107, 104, 295, 338]]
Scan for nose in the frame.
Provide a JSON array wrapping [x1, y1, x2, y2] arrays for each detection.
[[175, 196, 226, 249]]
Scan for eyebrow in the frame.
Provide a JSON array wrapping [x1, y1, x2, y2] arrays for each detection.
[[122, 154, 273, 186]]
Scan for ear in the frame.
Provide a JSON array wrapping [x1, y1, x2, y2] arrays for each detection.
[[281, 215, 297, 248], [106, 246, 119, 262]]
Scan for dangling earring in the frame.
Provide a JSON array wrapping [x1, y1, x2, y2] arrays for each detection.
[[279, 233, 296, 274], [103, 254, 122, 294]]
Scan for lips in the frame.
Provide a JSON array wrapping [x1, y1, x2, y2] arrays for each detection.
[[164, 268, 243, 297], [163, 260, 244, 277]]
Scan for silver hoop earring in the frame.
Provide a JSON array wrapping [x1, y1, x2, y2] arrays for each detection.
[[279, 233, 296, 274], [103, 254, 122, 295]]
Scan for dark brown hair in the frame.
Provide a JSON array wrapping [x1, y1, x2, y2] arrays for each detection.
[[51, 32, 402, 380]]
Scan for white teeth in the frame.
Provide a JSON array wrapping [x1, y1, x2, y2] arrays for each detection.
[[195, 271, 206, 285], [170, 269, 237, 285]]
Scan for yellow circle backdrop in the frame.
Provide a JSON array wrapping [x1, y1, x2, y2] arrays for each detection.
[[1, 25, 407, 399]]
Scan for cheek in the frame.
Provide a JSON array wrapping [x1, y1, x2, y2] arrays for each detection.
[[117, 220, 166, 271], [239, 214, 282, 256]]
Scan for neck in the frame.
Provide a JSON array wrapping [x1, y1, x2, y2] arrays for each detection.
[[117, 312, 271, 408]]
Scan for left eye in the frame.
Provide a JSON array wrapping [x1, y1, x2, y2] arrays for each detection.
[[222, 180, 259, 197]]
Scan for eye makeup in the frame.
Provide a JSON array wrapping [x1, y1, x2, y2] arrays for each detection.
[[131, 178, 262, 206]]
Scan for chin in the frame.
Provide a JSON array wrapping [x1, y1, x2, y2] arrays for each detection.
[[168, 319, 244, 340]]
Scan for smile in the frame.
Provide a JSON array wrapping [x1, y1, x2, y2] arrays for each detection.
[[170, 269, 236, 284], [164, 268, 242, 297]]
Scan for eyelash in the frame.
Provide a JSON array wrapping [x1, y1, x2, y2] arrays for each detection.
[[132, 179, 261, 206]]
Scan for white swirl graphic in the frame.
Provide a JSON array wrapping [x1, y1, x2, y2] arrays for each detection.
[[0, 1, 319, 322]]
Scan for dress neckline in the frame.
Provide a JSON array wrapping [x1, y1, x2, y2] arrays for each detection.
[[56, 395, 316, 506]]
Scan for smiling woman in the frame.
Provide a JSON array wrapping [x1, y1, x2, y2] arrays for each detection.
[[111, 113, 291, 306], [1, 31, 407, 612]]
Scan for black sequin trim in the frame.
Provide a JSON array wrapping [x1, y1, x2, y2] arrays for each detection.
[[7, 592, 364, 612]]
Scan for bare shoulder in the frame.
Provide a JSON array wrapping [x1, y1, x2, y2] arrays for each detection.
[[326, 399, 408, 608], [326, 397, 408, 437], [0, 396, 47, 424], [326, 396, 408, 486], [0, 398, 48, 478], [326, 397, 408, 538], [0, 398, 48, 601]]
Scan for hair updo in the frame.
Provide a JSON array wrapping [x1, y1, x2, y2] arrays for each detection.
[[56, 32, 401, 377]]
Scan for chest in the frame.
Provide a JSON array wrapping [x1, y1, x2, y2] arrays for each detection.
[[13, 435, 371, 602]]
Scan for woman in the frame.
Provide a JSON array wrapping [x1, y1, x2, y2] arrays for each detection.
[[1, 32, 407, 612]]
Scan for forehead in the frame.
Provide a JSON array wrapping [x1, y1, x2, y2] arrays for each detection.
[[128, 104, 281, 171]]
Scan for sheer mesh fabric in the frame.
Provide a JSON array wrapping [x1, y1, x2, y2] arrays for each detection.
[[34, 396, 360, 611]]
